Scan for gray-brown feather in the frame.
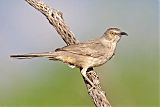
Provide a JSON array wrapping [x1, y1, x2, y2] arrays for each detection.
[[55, 39, 109, 58]]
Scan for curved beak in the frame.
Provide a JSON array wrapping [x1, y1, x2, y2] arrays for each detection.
[[120, 32, 128, 36]]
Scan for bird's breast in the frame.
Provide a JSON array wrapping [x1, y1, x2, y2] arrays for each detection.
[[106, 42, 117, 60]]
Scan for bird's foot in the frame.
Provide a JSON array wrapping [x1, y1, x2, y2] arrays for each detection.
[[81, 67, 96, 88]]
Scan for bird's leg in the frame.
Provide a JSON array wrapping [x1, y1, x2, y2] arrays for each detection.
[[81, 67, 95, 88]]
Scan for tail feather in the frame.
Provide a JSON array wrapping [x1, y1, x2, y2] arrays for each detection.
[[10, 52, 55, 59]]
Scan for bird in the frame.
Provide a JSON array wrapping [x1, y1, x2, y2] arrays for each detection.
[[10, 28, 128, 87]]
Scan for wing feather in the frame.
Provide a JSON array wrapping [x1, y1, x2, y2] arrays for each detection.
[[56, 40, 107, 58]]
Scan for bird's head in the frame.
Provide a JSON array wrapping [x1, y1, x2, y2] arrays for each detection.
[[103, 28, 128, 42]]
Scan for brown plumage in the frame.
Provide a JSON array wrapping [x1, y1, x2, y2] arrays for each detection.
[[10, 28, 128, 86]]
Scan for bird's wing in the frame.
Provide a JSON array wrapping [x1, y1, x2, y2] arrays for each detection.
[[56, 40, 107, 58]]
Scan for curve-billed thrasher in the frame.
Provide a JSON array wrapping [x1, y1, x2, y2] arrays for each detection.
[[10, 28, 128, 86]]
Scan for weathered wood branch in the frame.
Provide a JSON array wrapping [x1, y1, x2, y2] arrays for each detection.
[[25, 0, 78, 45], [25, 0, 112, 107]]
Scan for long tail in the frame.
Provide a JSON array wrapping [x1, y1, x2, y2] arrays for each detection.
[[10, 51, 57, 60]]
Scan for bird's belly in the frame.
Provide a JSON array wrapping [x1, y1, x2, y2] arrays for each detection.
[[89, 52, 115, 67], [88, 57, 108, 67]]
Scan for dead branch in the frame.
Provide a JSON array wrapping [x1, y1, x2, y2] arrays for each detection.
[[25, 0, 112, 106]]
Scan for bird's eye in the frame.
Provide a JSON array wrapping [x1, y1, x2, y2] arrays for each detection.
[[111, 32, 114, 35]]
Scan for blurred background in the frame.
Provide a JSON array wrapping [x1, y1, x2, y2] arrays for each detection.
[[0, 0, 159, 107]]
